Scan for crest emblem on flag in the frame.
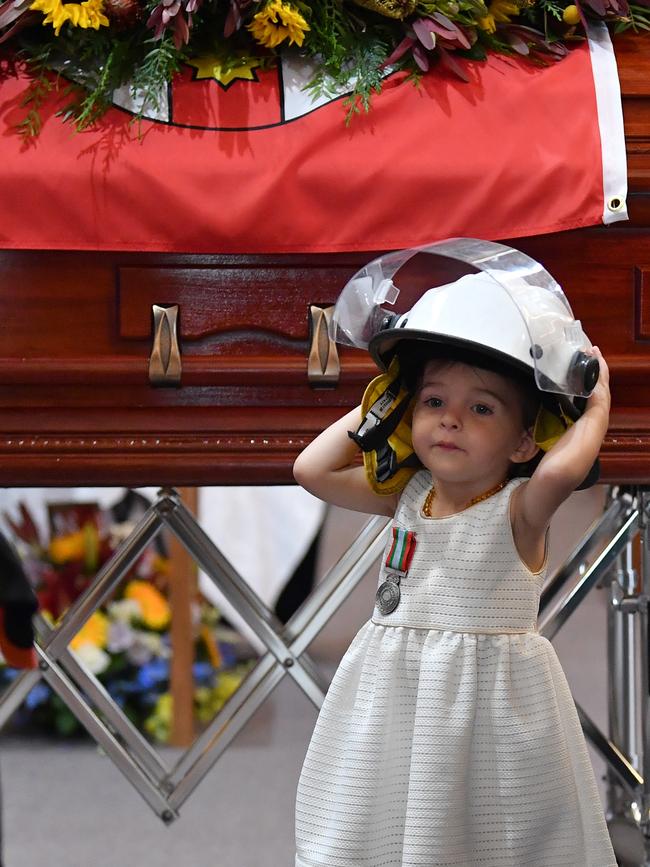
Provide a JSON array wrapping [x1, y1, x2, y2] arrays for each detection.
[[111, 55, 359, 131]]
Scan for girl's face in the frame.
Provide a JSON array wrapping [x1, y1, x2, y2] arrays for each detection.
[[411, 360, 538, 485]]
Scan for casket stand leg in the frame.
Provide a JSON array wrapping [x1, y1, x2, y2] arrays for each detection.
[[599, 488, 650, 867]]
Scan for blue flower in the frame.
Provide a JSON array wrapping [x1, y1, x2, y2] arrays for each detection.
[[192, 661, 215, 685], [25, 682, 52, 709], [140, 688, 163, 707], [218, 642, 237, 668], [103, 687, 126, 708], [106, 678, 142, 697], [136, 658, 169, 690]]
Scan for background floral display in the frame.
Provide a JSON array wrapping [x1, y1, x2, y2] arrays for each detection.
[[0, 500, 253, 742], [0, 0, 647, 133]]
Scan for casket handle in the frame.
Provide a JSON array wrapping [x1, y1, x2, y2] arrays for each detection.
[[308, 305, 340, 387], [149, 304, 182, 387]]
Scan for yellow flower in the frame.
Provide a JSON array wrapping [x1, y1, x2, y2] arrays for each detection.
[[49, 529, 86, 565], [152, 554, 170, 577], [144, 693, 173, 743], [30, 0, 109, 36], [70, 611, 109, 651], [477, 12, 496, 31], [487, 0, 520, 22], [124, 580, 171, 630], [248, 0, 310, 49], [562, 3, 580, 23], [214, 670, 244, 702], [82, 522, 100, 572]]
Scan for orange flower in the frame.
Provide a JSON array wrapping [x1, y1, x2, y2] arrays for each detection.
[[48, 522, 99, 569], [49, 529, 86, 564], [124, 580, 171, 630]]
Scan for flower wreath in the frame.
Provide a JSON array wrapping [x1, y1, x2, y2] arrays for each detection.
[[0, 0, 647, 134]]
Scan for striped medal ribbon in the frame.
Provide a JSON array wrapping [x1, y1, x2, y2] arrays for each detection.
[[376, 527, 417, 615]]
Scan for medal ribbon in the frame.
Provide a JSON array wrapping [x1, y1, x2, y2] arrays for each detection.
[[385, 527, 417, 573]]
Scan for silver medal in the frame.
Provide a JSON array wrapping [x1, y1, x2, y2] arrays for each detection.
[[376, 579, 401, 615]]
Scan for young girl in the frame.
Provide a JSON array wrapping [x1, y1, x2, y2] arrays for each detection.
[[293, 297, 616, 864]]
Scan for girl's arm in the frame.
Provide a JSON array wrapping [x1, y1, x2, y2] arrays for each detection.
[[514, 346, 610, 537], [293, 406, 400, 517]]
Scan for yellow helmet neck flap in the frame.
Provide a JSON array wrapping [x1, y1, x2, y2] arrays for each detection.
[[348, 357, 419, 496]]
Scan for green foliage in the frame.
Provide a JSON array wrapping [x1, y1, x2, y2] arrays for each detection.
[[129, 36, 184, 119], [307, 0, 353, 69], [536, 0, 566, 20], [17, 63, 53, 138], [341, 39, 390, 122], [305, 0, 394, 119], [615, 3, 650, 31], [62, 40, 122, 129], [51, 694, 79, 736], [13, 20, 185, 133], [57, 31, 184, 128]]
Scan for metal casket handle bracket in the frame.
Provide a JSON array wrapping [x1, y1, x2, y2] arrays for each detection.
[[149, 304, 182, 387], [308, 304, 340, 387]]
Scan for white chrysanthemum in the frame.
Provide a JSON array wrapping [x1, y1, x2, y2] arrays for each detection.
[[72, 642, 111, 675], [135, 631, 170, 658], [107, 620, 136, 653], [107, 598, 142, 623]]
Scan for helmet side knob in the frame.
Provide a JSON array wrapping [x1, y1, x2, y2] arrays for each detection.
[[380, 312, 401, 332], [568, 351, 600, 396]]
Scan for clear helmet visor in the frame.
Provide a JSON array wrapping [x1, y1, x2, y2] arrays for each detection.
[[331, 238, 596, 397]]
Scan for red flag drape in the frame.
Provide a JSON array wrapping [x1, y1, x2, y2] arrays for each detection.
[[0, 39, 625, 253]]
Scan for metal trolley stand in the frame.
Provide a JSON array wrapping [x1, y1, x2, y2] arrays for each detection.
[[0, 488, 389, 823], [0, 485, 648, 866], [537, 486, 650, 867]]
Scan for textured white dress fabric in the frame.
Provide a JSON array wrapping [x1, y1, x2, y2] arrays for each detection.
[[295, 472, 617, 867]]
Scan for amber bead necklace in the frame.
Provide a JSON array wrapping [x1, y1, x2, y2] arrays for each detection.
[[421, 478, 508, 518]]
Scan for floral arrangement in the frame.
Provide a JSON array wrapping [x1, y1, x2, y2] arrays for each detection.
[[0, 0, 647, 134], [0, 501, 253, 742]]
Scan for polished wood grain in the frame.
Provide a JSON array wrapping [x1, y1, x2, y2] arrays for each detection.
[[168, 486, 198, 747], [0, 33, 649, 485]]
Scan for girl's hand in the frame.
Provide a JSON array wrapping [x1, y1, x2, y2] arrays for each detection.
[[293, 405, 400, 517], [585, 346, 611, 418]]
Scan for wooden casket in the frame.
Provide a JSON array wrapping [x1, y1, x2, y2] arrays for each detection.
[[0, 32, 649, 488]]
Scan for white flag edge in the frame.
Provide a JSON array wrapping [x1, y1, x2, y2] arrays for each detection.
[[588, 22, 629, 224]]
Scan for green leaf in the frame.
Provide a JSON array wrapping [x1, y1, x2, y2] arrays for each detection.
[[53, 703, 80, 736]]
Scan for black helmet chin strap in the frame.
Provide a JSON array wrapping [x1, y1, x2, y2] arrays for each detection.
[[372, 443, 420, 484], [348, 371, 410, 453]]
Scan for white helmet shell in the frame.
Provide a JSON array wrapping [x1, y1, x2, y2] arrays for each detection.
[[388, 271, 530, 366], [332, 238, 597, 398]]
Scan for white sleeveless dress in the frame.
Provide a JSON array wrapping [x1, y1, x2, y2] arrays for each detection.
[[295, 472, 617, 867]]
